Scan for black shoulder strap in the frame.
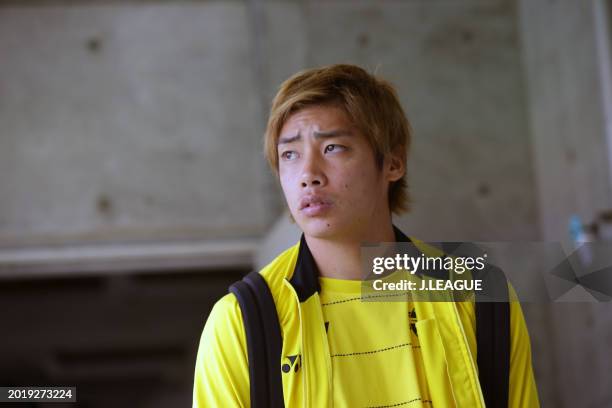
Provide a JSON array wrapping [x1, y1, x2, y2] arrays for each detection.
[[229, 271, 284, 408], [475, 265, 510, 408]]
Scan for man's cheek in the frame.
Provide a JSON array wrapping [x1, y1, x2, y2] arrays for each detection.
[[279, 178, 292, 199]]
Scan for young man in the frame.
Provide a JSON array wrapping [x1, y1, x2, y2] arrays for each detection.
[[193, 64, 539, 407]]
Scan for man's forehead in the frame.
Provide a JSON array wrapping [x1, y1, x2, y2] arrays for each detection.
[[278, 106, 356, 143]]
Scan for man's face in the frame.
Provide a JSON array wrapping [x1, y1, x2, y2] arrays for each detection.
[[277, 104, 403, 240]]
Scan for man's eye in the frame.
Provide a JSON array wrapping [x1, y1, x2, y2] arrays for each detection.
[[280, 151, 297, 160], [324, 144, 345, 153]]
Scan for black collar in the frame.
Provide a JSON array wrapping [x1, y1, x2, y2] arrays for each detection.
[[288, 225, 414, 302]]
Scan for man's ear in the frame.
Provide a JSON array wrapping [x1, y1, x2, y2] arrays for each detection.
[[385, 148, 406, 182]]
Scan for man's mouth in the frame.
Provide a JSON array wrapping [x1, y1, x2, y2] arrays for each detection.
[[299, 196, 330, 210], [299, 196, 333, 216]]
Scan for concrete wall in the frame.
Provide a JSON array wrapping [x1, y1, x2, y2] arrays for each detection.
[[519, 1, 612, 407], [520, 0, 612, 242], [0, 0, 538, 248], [0, 3, 273, 247]]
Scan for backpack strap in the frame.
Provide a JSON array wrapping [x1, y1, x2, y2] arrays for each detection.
[[475, 265, 510, 408], [229, 271, 284, 408]]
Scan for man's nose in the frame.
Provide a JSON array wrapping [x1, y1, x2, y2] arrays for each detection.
[[300, 152, 327, 188]]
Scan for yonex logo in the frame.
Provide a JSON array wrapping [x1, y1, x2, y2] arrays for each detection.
[[281, 354, 301, 373]]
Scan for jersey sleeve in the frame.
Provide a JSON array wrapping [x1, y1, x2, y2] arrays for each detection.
[[508, 285, 541, 408], [192, 293, 250, 408]]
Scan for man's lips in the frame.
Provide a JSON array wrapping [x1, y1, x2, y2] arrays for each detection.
[[299, 195, 333, 211], [298, 195, 333, 216]]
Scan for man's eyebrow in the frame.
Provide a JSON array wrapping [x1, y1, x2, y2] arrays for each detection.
[[313, 129, 353, 139], [278, 133, 301, 145], [277, 129, 353, 146]]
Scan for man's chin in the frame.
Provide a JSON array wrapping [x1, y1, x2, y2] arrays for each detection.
[[297, 218, 346, 239]]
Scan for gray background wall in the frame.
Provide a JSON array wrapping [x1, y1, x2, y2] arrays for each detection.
[[1, 0, 611, 407]]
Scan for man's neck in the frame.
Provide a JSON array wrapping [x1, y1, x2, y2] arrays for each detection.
[[305, 223, 396, 280]]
